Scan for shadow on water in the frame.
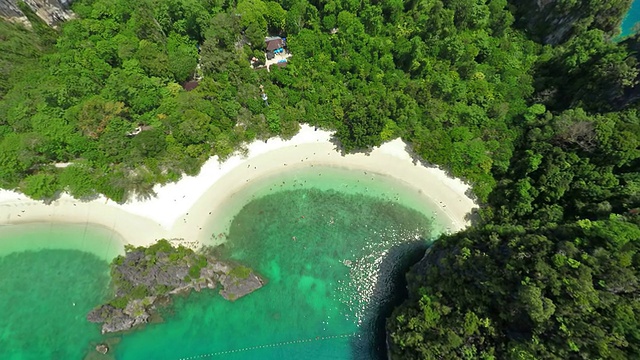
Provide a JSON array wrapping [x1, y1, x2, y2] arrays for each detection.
[[349, 239, 430, 360]]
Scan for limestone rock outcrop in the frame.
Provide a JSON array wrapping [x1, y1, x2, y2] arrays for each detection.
[[0, 0, 74, 27], [86, 240, 264, 334]]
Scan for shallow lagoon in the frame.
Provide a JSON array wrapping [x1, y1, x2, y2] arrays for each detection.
[[0, 225, 123, 360]]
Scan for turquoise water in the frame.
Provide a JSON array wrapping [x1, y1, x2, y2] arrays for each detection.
[[0, 225, 124, 360], [0, 223, 124, 260], [621, 0, 640, 38], [203, 166, 448, 242], [0, 166, 445, 360]]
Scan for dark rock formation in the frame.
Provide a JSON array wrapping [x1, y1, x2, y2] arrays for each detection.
[[88, 299, 154, 334], [0, 0, 74, 26], [219, 271, 265, 301], [87, 240, 264, 334], [0, 0, 21, 17]]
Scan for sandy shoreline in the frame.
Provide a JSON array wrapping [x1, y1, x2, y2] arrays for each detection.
[[0, 125, 477, 251]]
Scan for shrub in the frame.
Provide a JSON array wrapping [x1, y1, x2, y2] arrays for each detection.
[[229, 265, 252, 279]]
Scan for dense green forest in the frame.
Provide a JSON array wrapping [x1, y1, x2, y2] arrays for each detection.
[[1, 0, 640, 358], [1, 0, 542, 201], [388, 106, 640, 358], [384, 1, 640, 359]]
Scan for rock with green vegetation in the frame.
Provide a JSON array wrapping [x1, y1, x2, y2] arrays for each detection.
[[219, 265, 264, 301], [87, 239, 264, 334]]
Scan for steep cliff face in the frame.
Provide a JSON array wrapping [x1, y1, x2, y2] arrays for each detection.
[[509, 0, 633, 44], [0, 0, 74, 26], [0, 0, 24, 18]]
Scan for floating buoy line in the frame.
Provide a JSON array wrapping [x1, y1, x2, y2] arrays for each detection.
[[178, 332, 359, 359]]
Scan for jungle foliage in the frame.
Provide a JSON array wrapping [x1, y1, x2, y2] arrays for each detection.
[[0, 0, 544, 202], [2, 0, 640, 358], [389, 219, 640, 359], [388, 105, 640, 359], [386, 2, 640, 359]]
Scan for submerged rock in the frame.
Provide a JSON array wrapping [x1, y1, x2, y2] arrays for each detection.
[[87, 240, 264, 334], [95, 344, 108, 354]]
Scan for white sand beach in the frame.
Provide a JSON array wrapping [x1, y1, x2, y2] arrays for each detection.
[[0, 125, 477, 250]]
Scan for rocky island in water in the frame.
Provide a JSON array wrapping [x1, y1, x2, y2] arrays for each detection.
[[87, 239, 264, 334]]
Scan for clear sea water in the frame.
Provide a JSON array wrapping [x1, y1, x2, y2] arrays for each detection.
[[620, 0, 640, 38], [0, 225, 124, 360], [0, 166, 446, 360]]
